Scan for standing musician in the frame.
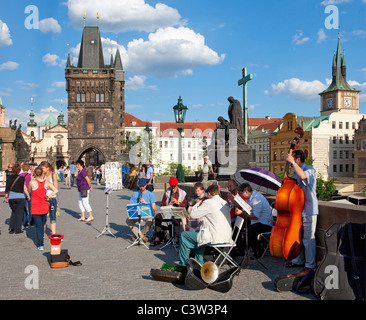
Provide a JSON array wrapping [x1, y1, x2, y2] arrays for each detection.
[[178, 184, 232, 267], [285, 149, 318, 276], [126, 178, 156, 243], [235, 183, 273, 259], [150, 177, 188, 247]]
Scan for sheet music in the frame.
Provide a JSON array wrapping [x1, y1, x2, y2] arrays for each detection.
[[127, 203, 154, 219], [160, 206, 189, 220], [233, 194, 252, 214]]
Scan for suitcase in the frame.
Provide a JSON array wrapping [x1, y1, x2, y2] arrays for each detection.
[[50, 249, 70, 268], [312, 223, 366, 300]]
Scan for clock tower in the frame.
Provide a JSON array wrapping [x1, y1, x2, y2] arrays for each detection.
[[319, 35, 360, 116]]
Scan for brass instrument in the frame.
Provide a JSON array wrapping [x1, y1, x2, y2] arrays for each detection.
[[200, 261, 219, 284]]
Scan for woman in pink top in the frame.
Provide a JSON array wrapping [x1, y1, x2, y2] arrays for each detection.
[[28, 167, 58, 250]]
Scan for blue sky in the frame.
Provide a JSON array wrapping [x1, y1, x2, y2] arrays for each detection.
[[0, 0, 365, 127]]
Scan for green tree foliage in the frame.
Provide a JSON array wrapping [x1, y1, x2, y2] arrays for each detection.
[[316, 175, 337, 200], [159, 162, 195, 177]]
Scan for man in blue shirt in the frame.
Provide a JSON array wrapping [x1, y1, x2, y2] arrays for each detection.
[[69, 162, 77, 187], [285, 149, 318, 276], [126, 178, 156, 242], [235, 183, 273, 259]]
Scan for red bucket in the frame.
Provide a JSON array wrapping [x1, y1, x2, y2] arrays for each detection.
[[49, 234, 64, 245]]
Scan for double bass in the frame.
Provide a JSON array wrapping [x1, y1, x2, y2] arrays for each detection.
[[270, 127, 305, 261]]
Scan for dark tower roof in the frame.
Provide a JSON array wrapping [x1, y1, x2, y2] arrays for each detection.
[[321, 35, 359, 94], [77, 26, 105, 69]]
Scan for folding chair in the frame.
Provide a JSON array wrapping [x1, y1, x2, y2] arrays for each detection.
[[209, 216, 245, 270], [257, 231, 271, 258]]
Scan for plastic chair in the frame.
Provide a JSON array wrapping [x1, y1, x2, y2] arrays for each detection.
[[209, 216, 245, 269]]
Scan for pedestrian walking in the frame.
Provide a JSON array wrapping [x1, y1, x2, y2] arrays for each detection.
[[76, 160, 93, 222]]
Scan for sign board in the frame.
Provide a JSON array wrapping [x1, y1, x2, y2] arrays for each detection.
[[104, 162, 122, 190]]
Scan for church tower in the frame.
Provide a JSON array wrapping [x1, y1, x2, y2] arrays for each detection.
[[65, 24, 125, 165], [319, 35, 360, 116], [26, 97, 37, 138]]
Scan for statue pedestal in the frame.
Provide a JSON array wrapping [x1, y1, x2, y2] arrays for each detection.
[[211, 142, 256, 178]]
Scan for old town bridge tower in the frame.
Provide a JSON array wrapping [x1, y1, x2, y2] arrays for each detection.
[[65, 25, 125, 165]]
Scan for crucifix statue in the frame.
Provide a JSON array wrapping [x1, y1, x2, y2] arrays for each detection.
[[238, 67, 253, 144]]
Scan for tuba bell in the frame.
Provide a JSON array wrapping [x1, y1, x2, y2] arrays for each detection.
[[200, 261, 219, 284]]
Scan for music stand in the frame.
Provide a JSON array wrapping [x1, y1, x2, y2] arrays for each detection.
[[96, 188, 116, 239], [160, 206, 188, 252], [126, 203, 154, 250]]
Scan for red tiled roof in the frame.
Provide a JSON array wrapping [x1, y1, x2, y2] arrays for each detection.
[[125, 113, 283, 137]]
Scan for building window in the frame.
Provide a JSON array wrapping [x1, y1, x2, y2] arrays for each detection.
[[101, 93, 105, 102], [346, 122, 349, 129], [333, 150, 337, 159], [82, 93, 86, 102], [96, 93, 100, 102], [352, 122, 356, 129], [333, 164, 337, 172], [339, 151, 343, 159], [339, 164, 343, 172], [339, 121, 343, 129], [77, 94, 81, 102], [332, 121, 336, 129], [345, 135, 349, 144], [333, 136, 337, 144], [339, 136, 343, 144], [345, 164, 349, 172], [345, 151, 349, 159]]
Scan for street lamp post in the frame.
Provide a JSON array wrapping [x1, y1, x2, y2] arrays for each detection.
[[173, 96, 188, 183], [144, 124, 152, 163], [0, 138, 3, 170]]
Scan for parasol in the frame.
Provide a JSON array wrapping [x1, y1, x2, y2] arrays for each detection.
[[234, 168, 282, 196]]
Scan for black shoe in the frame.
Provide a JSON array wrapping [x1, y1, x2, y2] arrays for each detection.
[[9, 229, 14, 234]]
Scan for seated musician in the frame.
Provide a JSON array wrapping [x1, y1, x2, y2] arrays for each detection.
[[224, 179, 239, 226], [126, 178, 156, 243], [178, 184, 232, 267], [150, 177, 188, 247], [235, 183, 273, 259]]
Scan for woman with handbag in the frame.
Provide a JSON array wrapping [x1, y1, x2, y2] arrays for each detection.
[[29, 166, 58, 250], [76, 160, 93, 222], [5, 163, 30, 234], [40, 161, 58, 235]]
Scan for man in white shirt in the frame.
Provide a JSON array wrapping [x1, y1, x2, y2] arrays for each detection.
[[178, 184, 231, 266]]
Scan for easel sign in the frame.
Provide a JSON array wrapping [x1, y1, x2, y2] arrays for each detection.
[[127, 203, 154, 219], [160, 206, 189, 220]]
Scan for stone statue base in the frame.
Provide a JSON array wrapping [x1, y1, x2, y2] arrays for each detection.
[[210, 142, 256, 178]]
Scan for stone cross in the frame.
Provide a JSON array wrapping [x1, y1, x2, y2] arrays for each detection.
[[238, 67, 253, 144]]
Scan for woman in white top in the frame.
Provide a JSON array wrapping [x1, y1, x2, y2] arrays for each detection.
[[40, 161, 59, 235], [64, 166, 71, 189]]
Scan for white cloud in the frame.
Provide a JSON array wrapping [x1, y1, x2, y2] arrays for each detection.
[[292, 30, 310, 45], [67, 0, 182, 32], [265, 78, 329, 100], [125, 75, 157, 91], [70, 27, 225, 79], [39, 18, 62, 34], [317, 28, 327, 44], [0, 20, 12, 47], [320, 0, 351, 5], [125, 27, 225, 78], [52, 81, 65, 88], [348, 80, 366, 102], [42, 53, 60, 67], [0, 61, 19, 71]]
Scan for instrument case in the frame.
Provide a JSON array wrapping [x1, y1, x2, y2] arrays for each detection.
[[312, 223, 365, 300], [184, 258, 240, 293]]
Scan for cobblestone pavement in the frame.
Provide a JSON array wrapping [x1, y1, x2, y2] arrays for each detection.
[[0, 180, 315, 301]]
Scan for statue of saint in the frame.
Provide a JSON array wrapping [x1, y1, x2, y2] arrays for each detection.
[[227, 96, 245, 144]]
